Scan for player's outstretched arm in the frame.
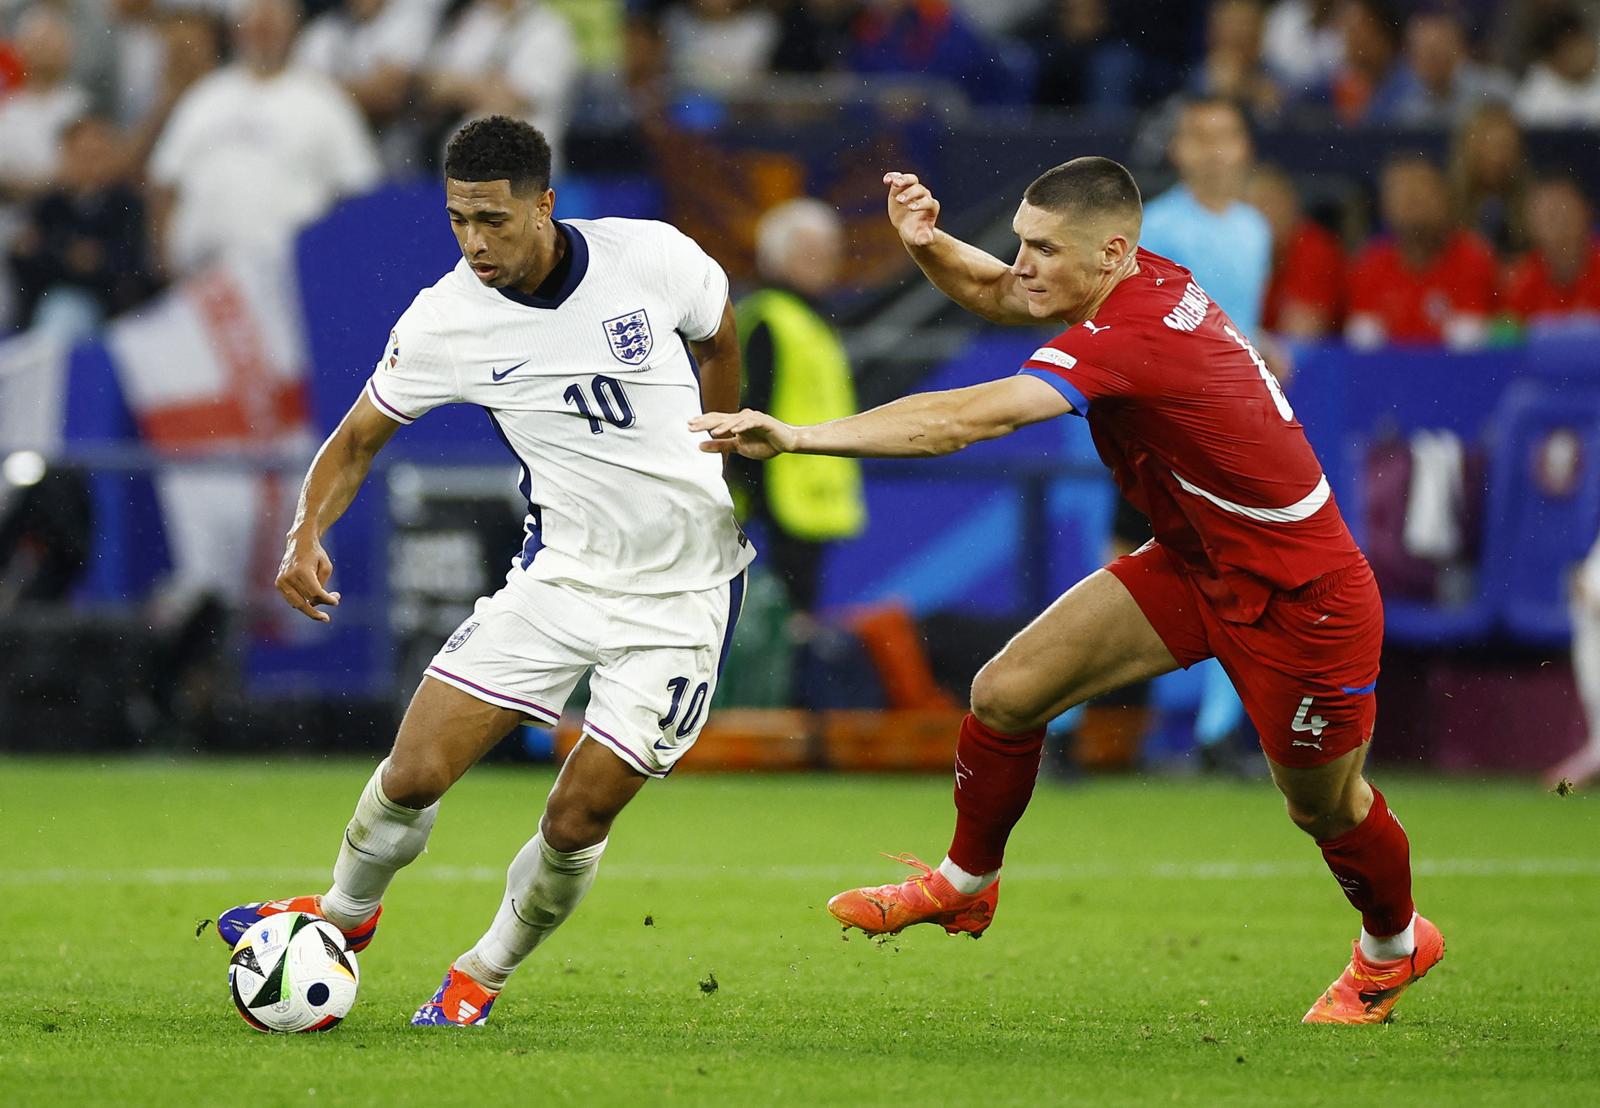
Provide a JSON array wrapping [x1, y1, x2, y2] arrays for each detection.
[[690, 374, 1070, 460], [275, 393, 399, 623], [884, 171, 1035, 327]]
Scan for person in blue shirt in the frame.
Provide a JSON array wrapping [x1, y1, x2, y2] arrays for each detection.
[[1133, 96, 1273, 773], [1141, 96, 1272, 335]]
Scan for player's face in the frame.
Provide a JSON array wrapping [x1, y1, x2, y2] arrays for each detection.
[[445, 178, 554, 289], [1010, 201, 1127, 322]]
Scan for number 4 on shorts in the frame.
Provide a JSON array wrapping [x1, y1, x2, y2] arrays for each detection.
[[1292, 696, 1328, 738]]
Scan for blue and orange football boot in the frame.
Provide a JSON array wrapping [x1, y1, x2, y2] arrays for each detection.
[[827, 853, 999, 938], [1303, 915, 1446, 1024], [216, 895, 381, 953], [411, 965, 500, 1027]]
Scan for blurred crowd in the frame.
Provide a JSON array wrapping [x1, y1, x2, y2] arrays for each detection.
[[2, 0, 1600, 342]]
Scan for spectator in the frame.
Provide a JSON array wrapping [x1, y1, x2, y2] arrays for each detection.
[[660, 0, 779, 94], [733, 198, 865, 614], [1023, 0, 1144, 112], [147, 0, 382, 275], [848, 0, 1031, 105], [1141, 97, 1271, 335], [8, 116, 155, 340], [105, 0, 168, 131], [1188, 0, 1284, 124], [1346, 154, 1498, 348], [771, 0, 861, 75], [0, 5, 90, 201], [950, 0, 1046, 36], [424, 0, 578, 168], [124, 13, 222, 168], [1515, 5, 1600, 126], [1449, 103, 1529, 255], [294, 0, 442, 173], [1368, 4, 1513, 126], [1137, 95, 1267, 772], [1262, 0, 1344, 93], [1502, 175, 1600, 327], [1249, 162, 1346, 339], [1324, 0, 1404, 124]]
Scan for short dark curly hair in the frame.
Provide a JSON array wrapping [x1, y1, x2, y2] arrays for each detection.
[[444, 116, 552, 195]]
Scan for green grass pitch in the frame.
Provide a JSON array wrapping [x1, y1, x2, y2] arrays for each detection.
[[2, 757, 1596, 1106]]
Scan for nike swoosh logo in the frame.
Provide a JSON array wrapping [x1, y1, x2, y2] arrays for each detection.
[[491, 359, 529, 382], [653, 738, 676, 752]]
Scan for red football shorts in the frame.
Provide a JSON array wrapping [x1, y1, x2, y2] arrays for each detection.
[[1107, 542, 1383, 768]]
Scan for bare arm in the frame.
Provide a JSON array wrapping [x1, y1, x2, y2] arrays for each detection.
[[275, 393, 400, 622], [689, 374, 1071, 460], [688, 298, 740, 414], [884, 171, 1035, 326]]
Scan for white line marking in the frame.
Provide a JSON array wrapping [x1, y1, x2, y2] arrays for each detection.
[[1, 858, 1595, 887]]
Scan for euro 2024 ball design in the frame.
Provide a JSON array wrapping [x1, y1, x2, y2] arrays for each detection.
[[228, 912, 359, 1032]]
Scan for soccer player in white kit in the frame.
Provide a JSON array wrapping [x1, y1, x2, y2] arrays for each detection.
[[215, 117, 754, 1026]]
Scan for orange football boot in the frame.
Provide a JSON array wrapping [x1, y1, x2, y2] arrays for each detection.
[[1303, 914, 1445, 1024], [412, 965, 501, 1026], [217, 895, 382, 953], [827, 853, 999, 938]]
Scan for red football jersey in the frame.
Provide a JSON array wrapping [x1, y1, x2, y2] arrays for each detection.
[[1020, 248, 1362, 623], [1501, 240, 1600, 323], [1346, 231, 1498, 342], [1262, 220, 1346, 333]]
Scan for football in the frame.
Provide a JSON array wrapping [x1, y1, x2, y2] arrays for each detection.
[[227, 912, 359, 1033]]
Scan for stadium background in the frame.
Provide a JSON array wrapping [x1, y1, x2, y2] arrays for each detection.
[[2, 3, 1599, 1105]]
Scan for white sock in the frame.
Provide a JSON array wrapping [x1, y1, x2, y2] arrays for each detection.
[[937, 856, 998, 896], [456, 833, 608, 991], [1359, 913, 1417, 961], [320, 759, 438, 930]]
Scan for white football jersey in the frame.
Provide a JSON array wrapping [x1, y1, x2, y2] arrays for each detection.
[[366, 217, 754, 595]]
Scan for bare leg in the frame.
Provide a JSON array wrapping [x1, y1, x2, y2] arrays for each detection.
[[321, 678, 525, 927], [456, 739, 651, 989], [1271, 744, 1417, 953], [950, 569, 1180, 883]]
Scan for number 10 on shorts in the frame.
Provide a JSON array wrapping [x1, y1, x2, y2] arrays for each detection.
[[658, 676, 709, 742]]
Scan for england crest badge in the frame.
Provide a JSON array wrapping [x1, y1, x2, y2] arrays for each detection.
[[603, 309, 653, 365]]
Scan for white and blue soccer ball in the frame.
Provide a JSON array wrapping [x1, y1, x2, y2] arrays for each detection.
[[228, 912, 359, 1033]]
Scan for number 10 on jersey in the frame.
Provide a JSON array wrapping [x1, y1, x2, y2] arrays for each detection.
[[564, 375, 636, 434]]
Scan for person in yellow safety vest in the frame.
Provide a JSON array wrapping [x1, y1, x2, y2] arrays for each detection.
[[733, 197, 866, 613]]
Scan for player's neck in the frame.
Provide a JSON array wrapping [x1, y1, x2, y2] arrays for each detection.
[[1064, 253, 1137, 325], [512, 222, 569, 296]]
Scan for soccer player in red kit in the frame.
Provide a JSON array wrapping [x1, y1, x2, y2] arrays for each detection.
[[690, 157, 1444, 1024]]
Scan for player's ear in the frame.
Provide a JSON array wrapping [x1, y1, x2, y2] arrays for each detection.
[[537, 187, 555, 224], [1103, 233, 1130, 269]]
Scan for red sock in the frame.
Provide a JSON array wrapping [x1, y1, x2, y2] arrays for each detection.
[[946, 713, 1045, 875], [1317, 784, 1415, 938]]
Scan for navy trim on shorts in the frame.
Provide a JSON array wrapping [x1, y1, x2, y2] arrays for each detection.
[[1340, 680, 1378, 695], [716, 569, 747, 678]]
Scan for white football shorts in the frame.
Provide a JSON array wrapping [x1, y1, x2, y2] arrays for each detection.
[[423, 570, 747, 777]]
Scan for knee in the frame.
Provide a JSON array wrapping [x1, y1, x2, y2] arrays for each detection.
[[969, 662, 1042, 735], [381, 752, 453, 810], [540, 799, 612, 854], [1284, 786, 1369, 842]]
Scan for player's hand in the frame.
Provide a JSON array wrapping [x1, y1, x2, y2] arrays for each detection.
[[884, 171, 940, 248], [275, 533, 341, 624], [689, 410, 798, 461]]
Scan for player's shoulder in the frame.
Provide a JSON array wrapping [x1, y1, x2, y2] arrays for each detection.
[[567, 216, 689, 249], [396, 261, 477, 330], [1096, 249, 1202, 326]]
